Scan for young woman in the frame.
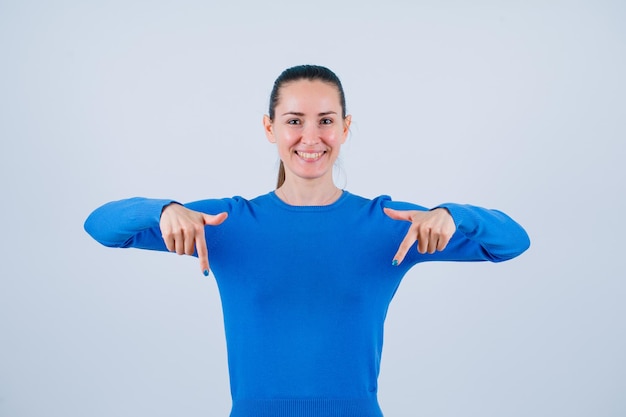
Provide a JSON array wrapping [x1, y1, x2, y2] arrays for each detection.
[[85, 65, 530, 417]]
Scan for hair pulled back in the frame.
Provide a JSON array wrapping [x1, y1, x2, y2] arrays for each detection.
[[268, 65, 347, 188]]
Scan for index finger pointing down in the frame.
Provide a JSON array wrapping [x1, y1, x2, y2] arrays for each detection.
[[392, 227, 418, 266], [196, 231, 210, 276]]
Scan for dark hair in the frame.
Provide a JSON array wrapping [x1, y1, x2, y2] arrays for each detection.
[[268, 65, 347, 187]]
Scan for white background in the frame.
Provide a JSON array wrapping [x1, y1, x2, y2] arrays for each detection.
[[1, 1, 624, 416]]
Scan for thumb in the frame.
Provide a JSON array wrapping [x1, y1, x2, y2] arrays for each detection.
[[383, 207, 413, 222], [203, 211, 229, 226]]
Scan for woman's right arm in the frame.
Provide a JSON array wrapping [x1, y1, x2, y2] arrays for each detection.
[[84, 197, 228, 275], [84, 197, 175, 249]]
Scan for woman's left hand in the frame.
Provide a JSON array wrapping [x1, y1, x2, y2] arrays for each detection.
[[383, 207, 456, 265]]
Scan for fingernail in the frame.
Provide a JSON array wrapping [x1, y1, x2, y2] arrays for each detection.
[[392, 259, 399, 266], [203, 269, 209, 277]]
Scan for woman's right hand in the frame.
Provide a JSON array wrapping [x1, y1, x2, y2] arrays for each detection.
[[159, 203, 228, 276]]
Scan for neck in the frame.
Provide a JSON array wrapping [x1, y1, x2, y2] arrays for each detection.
[[277, 179, 341, 206]]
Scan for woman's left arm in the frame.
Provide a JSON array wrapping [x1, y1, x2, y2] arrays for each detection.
[[384, 204, 530, 265]]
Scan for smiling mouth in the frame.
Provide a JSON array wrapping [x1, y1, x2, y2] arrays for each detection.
[[295, 150, 326, 161]]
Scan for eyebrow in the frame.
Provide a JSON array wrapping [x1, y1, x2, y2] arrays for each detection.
[[281, 111, 338, 117]]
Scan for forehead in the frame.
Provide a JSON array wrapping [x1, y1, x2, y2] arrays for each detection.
[[277, 79, 342, 111]]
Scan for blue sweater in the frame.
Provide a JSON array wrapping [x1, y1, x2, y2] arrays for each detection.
[[84, 191, 530, 417]]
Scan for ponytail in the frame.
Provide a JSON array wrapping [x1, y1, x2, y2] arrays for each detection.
[[277, 161, 286, 188]]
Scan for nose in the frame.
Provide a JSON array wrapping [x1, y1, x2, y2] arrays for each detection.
[[301, 122, 320, 145]]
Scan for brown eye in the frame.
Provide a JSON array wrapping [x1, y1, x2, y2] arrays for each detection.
[[288, 119, 301, 125], [320, 118, 332, 125]]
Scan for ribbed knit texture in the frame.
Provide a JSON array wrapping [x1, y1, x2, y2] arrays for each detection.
[[85, 191, 529, 416], [231, 398, 383, 417]]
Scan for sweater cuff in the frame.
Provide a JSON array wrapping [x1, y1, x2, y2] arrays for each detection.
[[125, 197, 179, 228], [434, 203, 477, 236]]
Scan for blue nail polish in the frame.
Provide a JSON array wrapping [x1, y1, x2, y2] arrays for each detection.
[[392, 259, 399, 266], [203, 269, 209, 276]]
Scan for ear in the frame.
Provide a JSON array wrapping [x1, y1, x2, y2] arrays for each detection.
[[263, 115, 276, 143], [341, 114, 352, 144]]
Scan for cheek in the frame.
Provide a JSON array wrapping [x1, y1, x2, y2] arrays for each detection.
[[282, 130, 300, 144], [275, 130, 298, 151], [323, 128, 345, 144]]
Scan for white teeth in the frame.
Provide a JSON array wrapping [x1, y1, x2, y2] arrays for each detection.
[[298, 151, 323, 159]]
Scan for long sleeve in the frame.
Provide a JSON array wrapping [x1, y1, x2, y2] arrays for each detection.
[[439, 203, 530, 262], [383, 199, 530, 264], [84, 197, 176, 251]]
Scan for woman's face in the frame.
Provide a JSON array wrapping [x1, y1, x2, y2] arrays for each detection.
[[264, 79, 351, 185]]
